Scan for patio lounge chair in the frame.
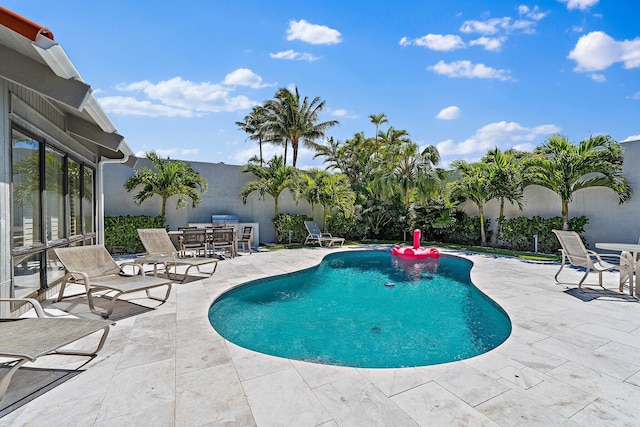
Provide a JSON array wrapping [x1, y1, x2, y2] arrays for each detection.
[[238, 226, 253, 254], [137, 228, 218, 281], [0, 298, 113, 401], [304, 221, 345, 247], [553, 230, 624, 290], [53, 245, 172, 318]]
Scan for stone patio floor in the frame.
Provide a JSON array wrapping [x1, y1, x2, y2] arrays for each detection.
[[2, 246, 640, 426]]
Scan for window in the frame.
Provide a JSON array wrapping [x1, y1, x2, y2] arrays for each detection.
[[83, 166, 95, 236], [11, 125, 98, 296], [12, 129, 42, 249], [45, 146, 65, 242]]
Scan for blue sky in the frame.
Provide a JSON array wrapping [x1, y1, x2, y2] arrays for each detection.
[[6, 0, 640, 168]]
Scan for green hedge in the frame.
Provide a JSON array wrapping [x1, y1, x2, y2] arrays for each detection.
[[499, 215, 588, 253], [273, 213, 310, 244], [104, 215, 166, 254]]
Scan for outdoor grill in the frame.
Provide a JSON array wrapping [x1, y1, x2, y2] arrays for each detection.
[[211, 214, 239, 229]]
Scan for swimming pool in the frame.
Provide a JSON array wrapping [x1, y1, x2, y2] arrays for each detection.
[[208, 250, 511, 368]]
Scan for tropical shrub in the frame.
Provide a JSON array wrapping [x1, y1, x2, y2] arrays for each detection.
[[327, 212, 369, 241], [273, 213, 310, 244], [499, 215, 588, 253], [104, 215, 166, 254]]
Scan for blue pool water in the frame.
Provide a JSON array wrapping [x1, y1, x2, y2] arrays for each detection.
[[208, 250, 511, 368]]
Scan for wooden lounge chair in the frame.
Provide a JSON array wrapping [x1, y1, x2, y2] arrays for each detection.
[[137, 228, 218, 281], [0, 298, 113, 401], [552, 230, 624, 290], [304, 221, 345, 247], [53, 245, 172, 318]]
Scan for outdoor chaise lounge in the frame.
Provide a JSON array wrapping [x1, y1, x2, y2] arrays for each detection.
[[0, 298, 113, 401], [304, 221, 345, 247], [53, 245, 172, 318], [553, 229, 624, 291], [137, 228, 218, 281]]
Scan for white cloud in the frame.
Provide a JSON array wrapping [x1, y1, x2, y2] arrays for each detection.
[[590, 73, 606, 82], [223, 68, 273, 88], [428, 60, 512, 81], [559, 0, 599, 11], [460, 17, 511, 35], [400, 34, 465, 51], [135, 148, 199, 159], [629, 92, 640, 100], [568, 31, 640, 72], [460, 14, 542, 36], [98, 96, 196, 117], [436, 121, 561, 158], [270, 49, 320, 61], [436, 106, 461, 120], [106, 75, 260, 116], [622, 135, 640, 142], [469, 36, 505, 51], [328, 108, 357, 119], [286, 19, 342, 45], [518, 5, 548, 21]]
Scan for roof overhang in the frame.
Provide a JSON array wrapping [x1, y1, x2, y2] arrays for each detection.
[[0, 6, 135, 163]]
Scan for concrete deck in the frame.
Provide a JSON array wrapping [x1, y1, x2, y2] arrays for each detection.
[[2, 246, 640, 426]]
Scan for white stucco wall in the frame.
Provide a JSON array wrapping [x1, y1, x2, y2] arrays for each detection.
[[104, 160, 322, 244], [461, 139, 640, 249], [105, 140, 640, 249]]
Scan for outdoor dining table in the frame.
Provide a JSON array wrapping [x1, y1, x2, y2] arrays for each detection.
[[594, 242, 640, 296], [168, 227, 237, 258]]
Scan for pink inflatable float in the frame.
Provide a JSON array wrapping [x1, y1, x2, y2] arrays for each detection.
[[390, 229, 440, 260]]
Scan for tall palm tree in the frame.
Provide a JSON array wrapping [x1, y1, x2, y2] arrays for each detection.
[[267, 87, 339, 167], [240, 155, 299, 217], [525, 134, 631, 230], [451, 160, 492, 246], [483, 147, 524, 246], [369, 112, 387, 144], [236, 105, 270, 166], [124, 151, 208, 218]]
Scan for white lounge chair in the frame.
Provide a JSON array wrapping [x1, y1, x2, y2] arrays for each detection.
[[304, 221, 345, 247], [54, 245, 172, 318], [137, 228, 218, 281], [0, 298, 113, 401], [553, 230, 624, 291]]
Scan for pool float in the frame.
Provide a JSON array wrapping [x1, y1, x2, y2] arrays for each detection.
[[390, 229, 440, 260]]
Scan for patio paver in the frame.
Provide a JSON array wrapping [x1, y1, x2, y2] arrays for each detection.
[[2, 246, 640, 426]]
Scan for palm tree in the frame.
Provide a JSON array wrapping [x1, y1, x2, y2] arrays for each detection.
[[376, 142, 442, 209], [316, 172, 356, 231], [525, 134, 631, 230], [267, 87, 339, 167], [236, 105, 270, 166], [451, 160, 492, 246], [369, 112, 387, 144], [124, 151, 208, 218], [483, 147, 524, 246], [240, 155, 299, 217]]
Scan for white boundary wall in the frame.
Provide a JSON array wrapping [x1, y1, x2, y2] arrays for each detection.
[[105, 139, 640, 249], [459, 139, 640, 249], [104, 159, 322, 244]]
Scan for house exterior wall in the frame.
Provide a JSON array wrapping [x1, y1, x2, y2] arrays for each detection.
[[104, 160, 323, 244], [0, 79, 11, 309]]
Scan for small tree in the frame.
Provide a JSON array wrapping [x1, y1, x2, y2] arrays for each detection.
[[525, 134, 631, 230], [451, 160, 492, 246], [124, 151, 208, 218], [240, 155, 299, 218]]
